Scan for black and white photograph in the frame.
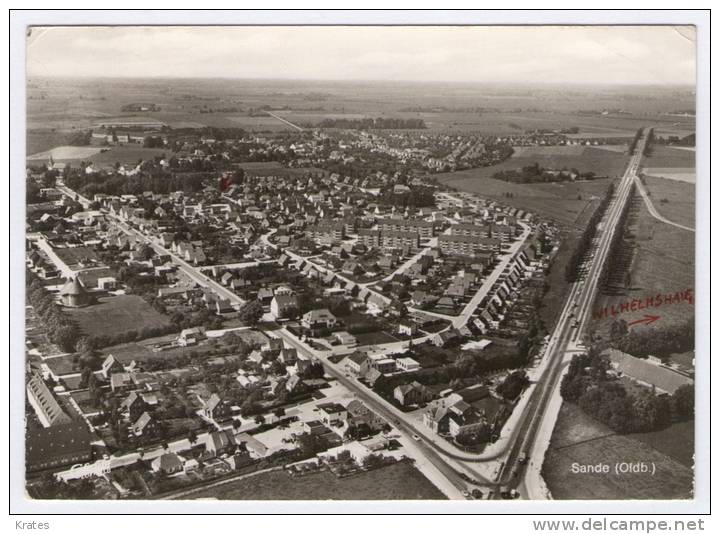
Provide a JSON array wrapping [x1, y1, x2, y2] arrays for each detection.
[[9, 9, 710, 519]]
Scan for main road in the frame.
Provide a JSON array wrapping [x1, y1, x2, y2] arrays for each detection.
[[515, 128, 650, 497]]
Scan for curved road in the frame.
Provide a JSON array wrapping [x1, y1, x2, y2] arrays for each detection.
[[634, 175, 695, 232]]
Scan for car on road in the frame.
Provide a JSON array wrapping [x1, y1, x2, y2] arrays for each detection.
[[518, 453, 528, 465], [412, 434, 421, 441]]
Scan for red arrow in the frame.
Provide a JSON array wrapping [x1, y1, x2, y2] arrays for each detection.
[[627, 314, 661, 327]]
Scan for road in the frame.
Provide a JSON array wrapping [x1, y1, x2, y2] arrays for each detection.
[[265, 111, 304, 131], [55, 181, 247, 309], [633, 175, 695, 232], [451, 222, 532, 329], [109, 217, 247, 309], [516, 128, 651, 498]]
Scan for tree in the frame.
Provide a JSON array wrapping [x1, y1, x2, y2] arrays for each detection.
[[254, 415, 266, 426], [232, 419, 242, 431], [187, 429, 198, 445], [672, 384, 694, 421], [238, 300, 264, 326], [496, 370, 530, 400]]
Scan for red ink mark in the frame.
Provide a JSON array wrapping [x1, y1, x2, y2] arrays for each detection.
[[627, 314, 661, 328]]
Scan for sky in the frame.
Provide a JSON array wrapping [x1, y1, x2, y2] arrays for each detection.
[[26, 26, 696, 85]]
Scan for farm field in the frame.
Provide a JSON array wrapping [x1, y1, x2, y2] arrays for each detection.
[[186, 461, 447, 500], [642, 176, 695, 228], [26, 144, 171, 166], [542, 403, 693, 500], [66, 294, 172, 337], [27, 145, 103, 161], [438, 154, 618, 227], [643, 168, 695, 184], [643, 146, 696, 169]]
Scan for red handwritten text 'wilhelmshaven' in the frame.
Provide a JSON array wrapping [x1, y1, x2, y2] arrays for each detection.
[[593, 288, 694, 321]]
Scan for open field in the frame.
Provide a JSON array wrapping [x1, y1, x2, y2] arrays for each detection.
[[186, 461, 446, 500], [643, 168, 695, 184], [439, 163, 617, 227], [594, 192, 694, 334], [27, 145, 103, 161], [66, 295, 172, 337], [542, 403, 693, 500], [28, 78, 695, 141], [642, 176, 695, 228], [629, 420, 695, 469], [643, 146, 696, 169]]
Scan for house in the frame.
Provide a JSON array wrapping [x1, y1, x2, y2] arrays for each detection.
[[278, 347, 298, 365], [316, 402, 348, 426], [302, 420, 327, 436], [101, 355, 124, 379], [131, 411, 158, 437], [432, 329, 462, 347], [270, 294, 298, 320], [423, 396, 487, 438], [201, 393, 232, 421], [107, 372, 134, 393], [257, 287, 274, 305], [178, 327, 206, 347], [151, 453, 184, 475], [301, 308, 337, 331], [368, 354, 397, 374], [205, 430, 238, 456], [344, 352, 369, 375], [345, 399, 385, 431], [97, 277, 117, 291], [396, 356, 421, 372], [397, 320, 419, 337], [394, 381, 434, 407], [334, 331, 357, 348], [120, 391, 147, 421]]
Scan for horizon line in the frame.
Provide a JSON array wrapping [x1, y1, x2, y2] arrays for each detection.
[[26, 75, 696, 88]]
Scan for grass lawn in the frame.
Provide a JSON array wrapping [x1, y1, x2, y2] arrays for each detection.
[[187, 461, 446, 500], [542, 403, 693, 500], [354, 331, 399, 346], [67, 294, 172, 337]]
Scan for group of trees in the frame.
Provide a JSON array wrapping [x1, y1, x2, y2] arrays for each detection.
[[612, 318, 695, 358], [378, 185, 437, 208], [494, 162, 597, 184], [65, 169, 205, 197], [565, 182, 615, 282], [26, 272, 82, 352], [643, 128, 655, 156], [372, 341, 532, 400], [628, 127, 643, 155], [560, 348, 694, 433], [317, 117, 427, 130], [598, 185, 635, 292]]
